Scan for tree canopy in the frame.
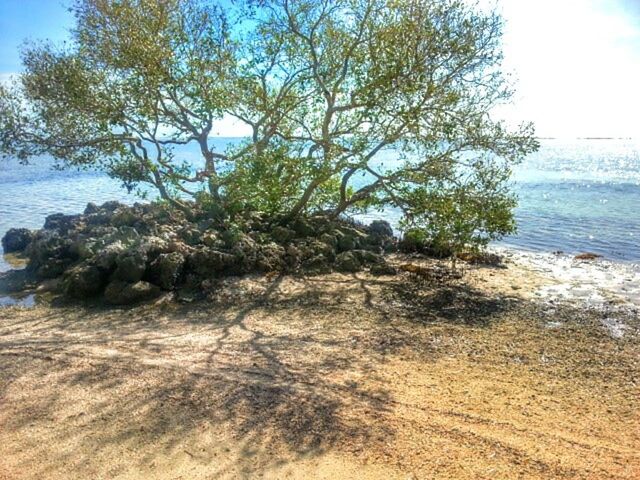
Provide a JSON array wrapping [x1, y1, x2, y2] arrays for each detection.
[[0, 0, 538, 253]]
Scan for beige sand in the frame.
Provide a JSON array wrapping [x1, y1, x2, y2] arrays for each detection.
[[0, 261, 638, 479]]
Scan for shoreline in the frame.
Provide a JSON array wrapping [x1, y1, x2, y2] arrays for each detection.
[[3, 241, 639, 311], [2, 243, 639, 343], [492, 245, 640, 308]]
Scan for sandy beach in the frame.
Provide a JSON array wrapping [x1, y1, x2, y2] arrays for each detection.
[[1, 0, 639, 477], [1, 252, 638, 479]]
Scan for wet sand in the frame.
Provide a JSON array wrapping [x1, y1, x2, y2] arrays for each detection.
[[494, 247, 640, 308]]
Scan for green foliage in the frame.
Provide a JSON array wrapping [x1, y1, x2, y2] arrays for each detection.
[[399, 228, 429, 253], [0, 0, 540, 252], [399, 156, 518, 256], [0, 0, 232, 209]]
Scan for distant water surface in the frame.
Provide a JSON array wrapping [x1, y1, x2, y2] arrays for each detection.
[[504, 139, 639, 261], [1, 138, 639, 272]]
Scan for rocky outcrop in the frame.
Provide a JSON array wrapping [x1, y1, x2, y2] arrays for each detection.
[[147, 252, 185, 290], [26, 230, 77, 279], [113, 250, 147, 282], [368, 220, 394, 238], [1, 228, 34, 253], [2, 200, 403, 304], [335, 251, 361, 273], [62, 263, 107, 298]]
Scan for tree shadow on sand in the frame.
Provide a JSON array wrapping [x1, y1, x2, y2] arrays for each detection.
[[0, 271, 517, 477]]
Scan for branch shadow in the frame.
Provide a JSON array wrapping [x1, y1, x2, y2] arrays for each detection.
[[1, 274, 396, 477], [383, 278, 512, 327], [0, 270, 518, 478], [2, 264, 638, 479]]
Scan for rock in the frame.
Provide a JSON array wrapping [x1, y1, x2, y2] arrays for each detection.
[[334, 251, 362, 273], [138, 236, 170, 259], [370, 262, 397, 276], [104, 226, 139, 245], [456, 251, 502, 265], [0, 269, 31, 293], [1, 228, 34, 253], [220, 229, 245, 249], [71, 236, 98, 260], [234, 233, 258, 253], [35, 278, 62, 294], [245, 211, 267, 229], [309, 215, 334, 234], [148, 252, 185, 290], [94, 241, 127, 270], [337, 233, 358, 252], [84, 202, 100, 215], [43, 213, 66, 230], [256, 243, 286, 272], [113, 250, 147, 282], [284, 244, 303, 269], [179, 226, 202, 246], [574, 252, 603, 261], [104, 280, 161, 305], [86, 211, 111, 226], [307, 239, 336, 260], [36, 258, 74, 279], [352, 249, 384, 265], [292, 218, 315, 237], [196, 218, 216, 232], [62, 263, 107, 298], [368, 220, 394, 238], [100, 200, 125, 212], [43, 213, 82, 233], [271, 226, 296, 244], [363, 221, 396, 252], [2, 204, 403, 302], [229, 234, 260, 273], [201, 231, 222, 248], [303, 254, 332, 275], [187, 247, 236, 277], [338, 225, 368, 239], [26, 231, 76, 279], [319, 233, 338, 249], [175, 286, 202, 303], [110, 208, 138, 227], [167, 240, 190, 255]]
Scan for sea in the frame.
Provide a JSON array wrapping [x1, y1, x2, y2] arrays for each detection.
[[1, 138, 639, 273]]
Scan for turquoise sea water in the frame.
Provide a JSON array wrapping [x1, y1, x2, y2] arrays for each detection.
[[1, 139, 639, 272], [505, 139, 640, 261]]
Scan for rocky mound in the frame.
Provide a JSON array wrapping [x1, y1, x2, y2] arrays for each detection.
[[1, 201, 398, 304]]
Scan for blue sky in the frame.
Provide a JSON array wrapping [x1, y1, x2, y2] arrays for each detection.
[[0, 1, 73, 72], [1, 0, 639, 138]]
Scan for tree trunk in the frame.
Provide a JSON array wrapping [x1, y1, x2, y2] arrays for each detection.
[[283, 177, 323, 221]]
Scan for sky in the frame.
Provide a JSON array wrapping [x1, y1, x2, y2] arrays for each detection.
[[1, 0, 639, 138]]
